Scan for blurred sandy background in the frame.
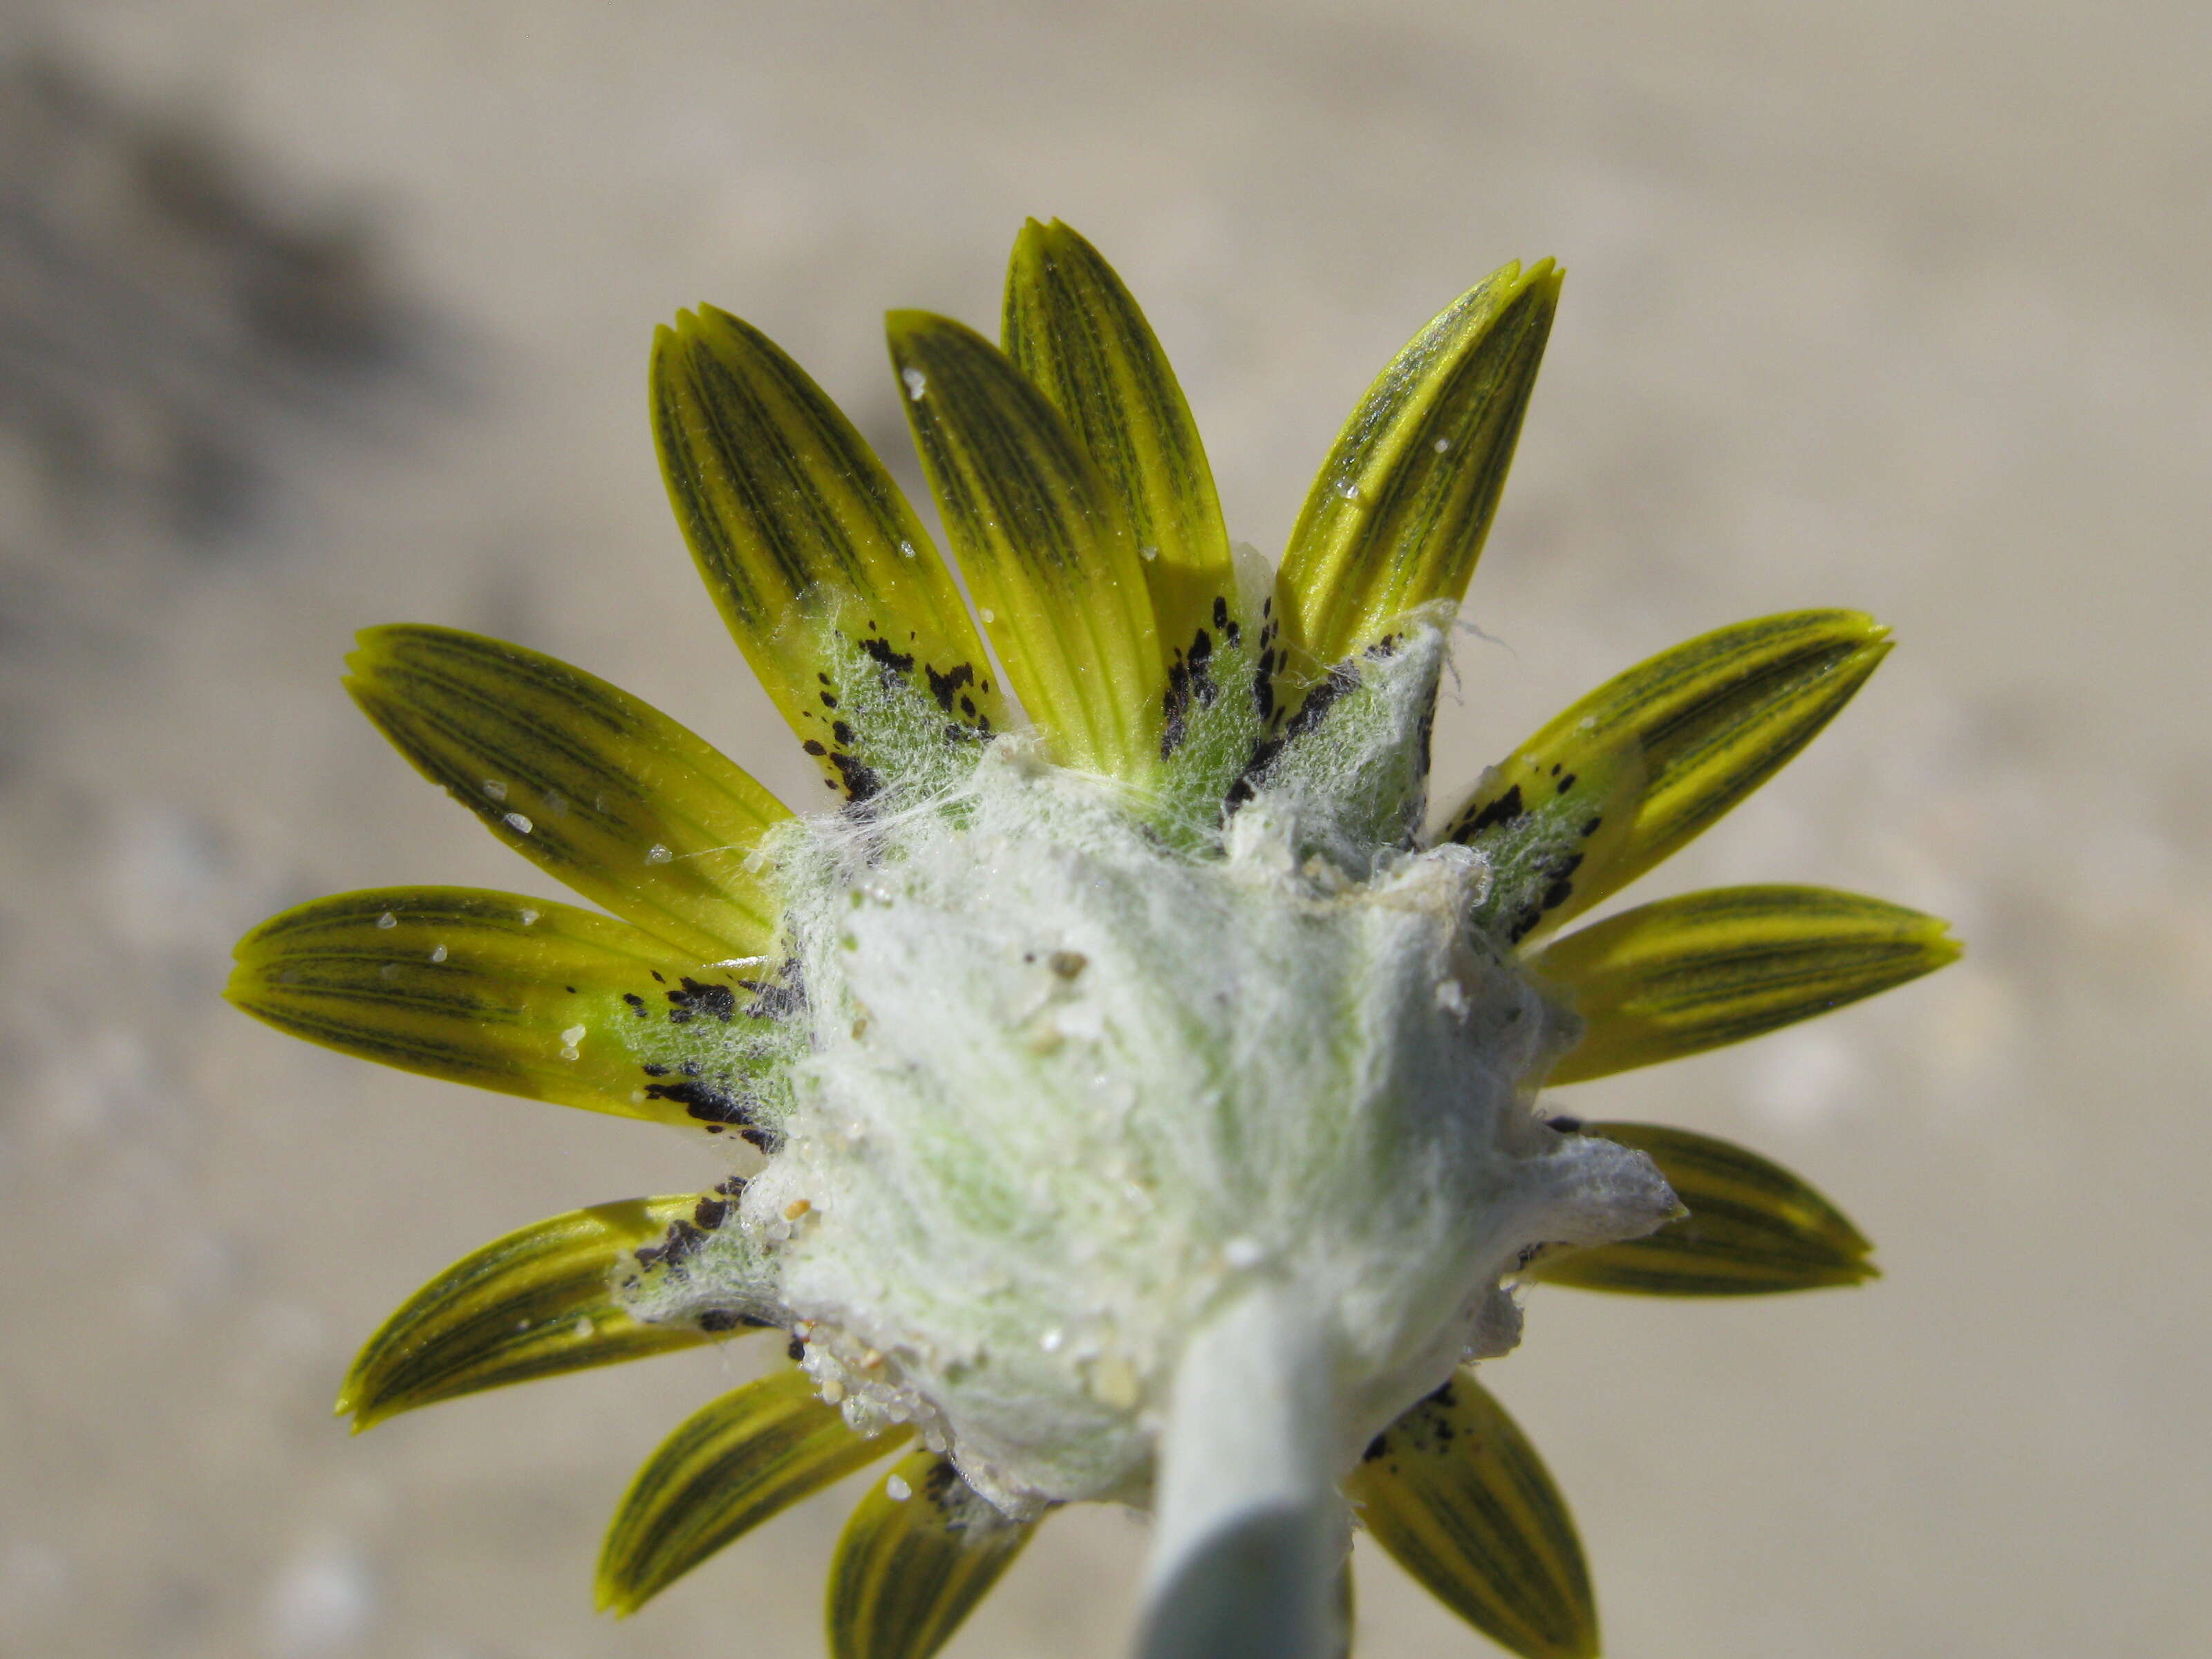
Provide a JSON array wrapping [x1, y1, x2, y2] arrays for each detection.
[[2, 2, 2206, 1655]]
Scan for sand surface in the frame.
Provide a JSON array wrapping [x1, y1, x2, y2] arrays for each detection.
[[3, 3, 2207, 1655]]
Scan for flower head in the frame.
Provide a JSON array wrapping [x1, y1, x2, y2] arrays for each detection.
[[229, 221, 1956, 1659]]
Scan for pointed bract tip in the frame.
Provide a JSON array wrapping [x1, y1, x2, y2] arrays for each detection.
[[593, 1577, 639, 1618], [883, 306, 942, 342]]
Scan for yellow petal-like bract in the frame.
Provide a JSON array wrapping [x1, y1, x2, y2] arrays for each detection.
[[598, 1369, 909, 1616], [889, 309, 1166, 779], [340, 1195, 760, 1430], [1528, 1122, 1877, 1294], [825, 1452, 1037, 1659], [1277, 260, 1559, 682], [1350, 1372, 1598, 1659], [348, 624, 791, 960], [1537, 884, 1960, 1085]]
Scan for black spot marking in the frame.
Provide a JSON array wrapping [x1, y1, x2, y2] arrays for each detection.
[[828, 749, 883, 801], [1555, 771, 1577, 796], [644, 1076, 751, 1125], [634, 1217, 706, 1271], [803, 739, 827, 756], [697, 1309, 759, 1333], [1280, 659, 1358, 741], [666, 977, 737, 1024], [623, 992, 648, 1017], [650, 971, 666, 983], [959, 694, 976, 717], [641, 1062, 669, 1077], [1549, 762, 1562, 777], [787, 1336, 807, 1362], [1212, 596, 1230, 630], [1582, 816, 1603, 838], [832, 720, 856, 747], [1460, 783, 1526, 838], [926, 661, 976, 715], [692, 1197, 730, 1230], [1547, 1115, 1584, 1133], [737, 957, 805, 1022], [1229, 658, 1365, 804], [1362, 1432, 1390, 1463], [820, 691, 838, 709], [923, 1459, 962, 1503], [1159, 626, 1221, 758], [858, 635, 917, 678]]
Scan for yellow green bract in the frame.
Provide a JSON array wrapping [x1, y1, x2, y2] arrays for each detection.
[[347, 624, 792, 959], [599, 1369, 912, 1617], [1526, 1123, 1877, 1295], [890, 308, 1167, 780], [827, 1452, 1038, 1659], [339, 1195, 751, 1430], [1534, 885, 1958, 1085], [1278, 260, 1559, 675], [1349, 1373, 1598, 1659], [227, 218, 1956, 1658]]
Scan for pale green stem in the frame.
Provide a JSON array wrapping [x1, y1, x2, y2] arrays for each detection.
[[1135, 1284, 1348, 1659]]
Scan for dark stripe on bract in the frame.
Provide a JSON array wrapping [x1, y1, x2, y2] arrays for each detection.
[[889, 310, 1163, 779], [910, 326, 1094, 574], [825, 1452, 1037, 1659], [1529, 1121, 1874, 1295], [341, 1197, 743, 1429], [1535, 884, 1958, 1085], [1276, 262, 1560, 676], [650, 309, 1006, 798], [1001, 220, 1235, 664], [1445, 611, 1892, 940], [1349, 1372, 1597, 1659], [346, 624, 787, 959], [597, 1371, 906, 1615], [229, 886, 797, 1131]]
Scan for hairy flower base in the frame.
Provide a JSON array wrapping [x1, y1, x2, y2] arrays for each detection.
[[230, 218, 1958, 1659], [633, 666, 1676, 1519]]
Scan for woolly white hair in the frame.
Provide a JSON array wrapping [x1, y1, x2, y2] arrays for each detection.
[[646, 617, 1681, 1532]]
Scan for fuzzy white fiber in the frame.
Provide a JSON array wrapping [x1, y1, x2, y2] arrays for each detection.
[[713, 675, 1676, 1517]]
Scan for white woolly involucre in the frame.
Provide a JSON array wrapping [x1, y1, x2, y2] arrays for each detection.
[[686, 617, 1680, 1539]]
